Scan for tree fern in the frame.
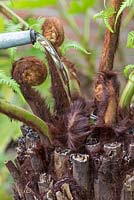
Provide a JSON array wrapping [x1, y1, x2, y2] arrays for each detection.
[[0, 70, 25, 103], [115, 0, 134, 25], [127, 31, 134, 48], [60, 40, 90, 55], [94, 7, 115, 33]]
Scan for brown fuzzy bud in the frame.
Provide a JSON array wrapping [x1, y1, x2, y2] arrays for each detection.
[[42, 17, 64, 47], [12, 56, 47, 86]]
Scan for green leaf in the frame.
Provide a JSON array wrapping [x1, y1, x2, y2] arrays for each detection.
[[60, 40, 90, 55], [127, 31, 134, 48], [115, 0, 134, 25], [33, 41, 45, 52], [0, 70, 26, 103], [94, 7, 115, 33], [5, 20, 22, 32], [103, 15, 114, 33], [8, 0, 56, 9], [0, 114, 21, 151], [94, 10, 104, 20], [8, 47, 17, 63], [124, 64, 134, 78], [27, 17, 44, 33], [68, 0, 96, 14]]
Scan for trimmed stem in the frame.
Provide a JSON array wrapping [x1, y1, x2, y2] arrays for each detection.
[[0, 98, 51, 141], [99, 0, 123, 71], [38, 173, 54, 195], [119, 80, 134, 110], [54, 148, 71, 180], [123, 174, 134, 200], [56, 183, 73, 200], [72, 154, 90, 191], [97, 153, 122, 199], [0, 2, 29, 29], [5, 160, 25, 198]]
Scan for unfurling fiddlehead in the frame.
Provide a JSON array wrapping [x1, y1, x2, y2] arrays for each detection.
[[42, 17, 64, 48], [12, 56, 47, 86], [12, 56, 52, 123], [42, 17, 71, 114], [42, 17, 81, 115]]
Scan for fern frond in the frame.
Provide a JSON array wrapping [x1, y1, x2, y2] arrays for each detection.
[[60, 40, 90, 55], [94, 7, 115, 33], [0, 70, 25, 103], [115, 0, 134, 25], [103, 15, 114, 33], [28, 17, 44, 32], [127, 31, 134, 48], [8, 47, 17, 63], [33, 41, 45, 52], [5, 21, 23, 32], [94, 10, 104, 19], [123, 64, 134, 77]]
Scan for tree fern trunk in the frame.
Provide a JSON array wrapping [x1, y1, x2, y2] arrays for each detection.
[[6, 124, 134, 200]]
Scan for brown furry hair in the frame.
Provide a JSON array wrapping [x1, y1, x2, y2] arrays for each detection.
[[50, 97, 91, 151]]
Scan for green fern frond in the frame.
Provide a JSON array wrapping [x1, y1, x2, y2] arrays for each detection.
[[123, 64, 134, 78], [0, 70, 25, 103], [60, 40, 90, 55], [33, 41, 45, 52], [94, 10, 104, 19], [103, 15, 114, 33], [5, 21, 23, 32], [115, 0, 134, 25], [7, 47, 17, 63], [127, 31, 134, 48], [28, 17, 44, 32], [94, 7, 115, 33]]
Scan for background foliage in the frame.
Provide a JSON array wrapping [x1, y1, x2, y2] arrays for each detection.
[[0, 0, 134, 199]]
